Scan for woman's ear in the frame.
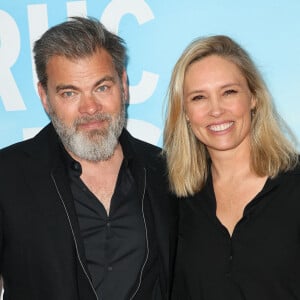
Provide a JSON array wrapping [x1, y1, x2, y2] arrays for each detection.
[[250, 95, 257, 110]]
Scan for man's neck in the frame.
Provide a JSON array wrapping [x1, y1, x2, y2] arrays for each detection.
[[70, 143, 124, 215]]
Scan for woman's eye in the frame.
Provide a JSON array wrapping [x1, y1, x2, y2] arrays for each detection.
[[224, 89, 237, 96], [191, 95, 205, 101]]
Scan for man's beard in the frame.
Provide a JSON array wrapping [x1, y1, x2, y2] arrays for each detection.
[[48, 104, 125, 162]]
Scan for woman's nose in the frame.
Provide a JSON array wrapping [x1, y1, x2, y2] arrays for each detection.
[[209, 95, 224, 117]]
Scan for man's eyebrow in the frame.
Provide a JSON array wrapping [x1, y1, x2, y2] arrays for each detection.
[[56, 84, 79, 93], [55, 76, 116, 93], [93, 76, 116, 88]]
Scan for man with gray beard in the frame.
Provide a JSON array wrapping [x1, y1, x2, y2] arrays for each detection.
[[0, 17, 177, 300]]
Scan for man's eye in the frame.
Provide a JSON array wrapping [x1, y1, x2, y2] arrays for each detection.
[[97, 85, 109, 92], [62, 91, 75, 98]]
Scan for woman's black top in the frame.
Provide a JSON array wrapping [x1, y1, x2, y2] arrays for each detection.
[[172, 165, 300, 300]]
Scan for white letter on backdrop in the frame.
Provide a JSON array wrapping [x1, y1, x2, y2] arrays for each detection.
[[101, 0, 154, 33], [0, 10, 25, 111], [67, 1, 87, 17], [27, 4, 48, 95], [101, 0, 159, 104]]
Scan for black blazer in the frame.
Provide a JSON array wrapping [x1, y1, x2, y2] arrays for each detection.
[[0, 124, 177, 300]]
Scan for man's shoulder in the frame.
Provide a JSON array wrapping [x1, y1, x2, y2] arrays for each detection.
[[0, 123, 57, 160], [121, 129, 163, 159], [0, 136, 35, 158], [130, 135, 162, 155]]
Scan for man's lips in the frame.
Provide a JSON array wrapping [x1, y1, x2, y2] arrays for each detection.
[[77, 119, 108, 130]]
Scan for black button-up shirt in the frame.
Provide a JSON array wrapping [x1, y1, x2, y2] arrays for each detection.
[[173, 165, 300, 300], [65, 152, 145, 300]]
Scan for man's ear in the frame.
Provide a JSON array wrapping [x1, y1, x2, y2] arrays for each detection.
[[121, 70, 129, 104], [37, 82, 49, 113]]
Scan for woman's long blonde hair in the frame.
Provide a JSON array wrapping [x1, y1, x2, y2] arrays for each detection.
[[163, 35, 298, 197]]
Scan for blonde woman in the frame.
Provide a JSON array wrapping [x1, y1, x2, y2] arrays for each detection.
[[164, 35, 299, 299]]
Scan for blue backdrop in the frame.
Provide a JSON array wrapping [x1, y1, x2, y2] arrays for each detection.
[[1, 0, 300, 296], [1, 0, 300, 149]]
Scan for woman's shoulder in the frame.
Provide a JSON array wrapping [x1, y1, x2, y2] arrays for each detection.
[[284, 156, 300, 176]]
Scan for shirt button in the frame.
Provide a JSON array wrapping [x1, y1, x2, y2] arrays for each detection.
[[108, 266, 113, 271], [72, 162, 81, 172], [107, 222, 111, 227]]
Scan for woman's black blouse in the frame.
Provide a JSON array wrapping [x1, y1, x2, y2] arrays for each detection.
[[172, 165, 300, 300]]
